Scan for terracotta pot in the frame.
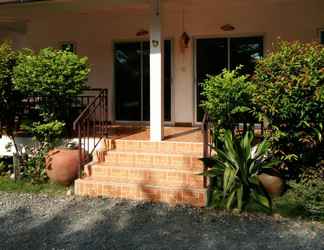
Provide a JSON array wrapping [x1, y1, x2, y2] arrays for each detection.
[[45, 148, 81, 186], [258, 171, 285, 197]]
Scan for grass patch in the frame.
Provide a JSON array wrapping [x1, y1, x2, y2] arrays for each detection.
[[272, 190, 307, 219], [246, 186, 323, 222], [0, 176, 67, 196]]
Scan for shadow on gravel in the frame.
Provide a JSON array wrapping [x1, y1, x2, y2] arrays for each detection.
[[0, 198, 323, 250]]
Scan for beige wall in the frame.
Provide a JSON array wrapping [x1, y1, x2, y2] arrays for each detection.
[[1, 0, 324, 124]]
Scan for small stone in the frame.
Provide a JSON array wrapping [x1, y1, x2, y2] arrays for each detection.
[[9, 173, 15, 180]]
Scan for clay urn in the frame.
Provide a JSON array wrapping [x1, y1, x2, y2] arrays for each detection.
[[258, 169, 285, 197], [45, 148, 83, 186]]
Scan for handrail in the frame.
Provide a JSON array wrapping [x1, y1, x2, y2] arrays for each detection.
[[73, 88, 109, 178]]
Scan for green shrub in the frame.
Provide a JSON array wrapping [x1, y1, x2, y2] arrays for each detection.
[[201, 130, 279, 211], [253, 40, 324, 178], [201, 67, 256, 130], [13, 48, 90, 128], [20, 120, 65, 183], [0, 41, 23, 136], [13, 48, 90, 96]]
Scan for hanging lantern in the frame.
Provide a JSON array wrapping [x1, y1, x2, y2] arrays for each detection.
[[180, 32, 190, 49], [180, 8, 190, 52]]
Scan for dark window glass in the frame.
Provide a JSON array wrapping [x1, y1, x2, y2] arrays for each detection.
[[321, 31, 324, 45], [164, 40, 172, 121], [230, 36, 263, 75], [196, 37, 263, 121], [196, 38, 228, 121], [115, 41, 172, 121], [115, 43, 142, 121]]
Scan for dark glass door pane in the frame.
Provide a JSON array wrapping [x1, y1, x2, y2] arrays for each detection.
[[115, 41, 172, 122], [196, 38, 228, 121], [115, 42, 141, 121], [142, 41, 150, 121], [230, 37, 263, 75], [164, 40, 172, 121]]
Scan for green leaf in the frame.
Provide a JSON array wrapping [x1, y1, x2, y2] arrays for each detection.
[[226, 190, 236, 209], [251, 191, 271, 209]]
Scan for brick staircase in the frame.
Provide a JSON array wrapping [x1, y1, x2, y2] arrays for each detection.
[[75, 139, 207, 207]]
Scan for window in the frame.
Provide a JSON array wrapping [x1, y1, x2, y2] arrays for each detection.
[[60, 42, 76, 53], [195, 36, 263, 121], [320, 30, 324, 45]]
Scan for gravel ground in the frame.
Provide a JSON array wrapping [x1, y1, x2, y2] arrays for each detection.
[[0, 192, 323, 250]]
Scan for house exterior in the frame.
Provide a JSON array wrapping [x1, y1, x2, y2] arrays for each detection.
[[1, 0, 324, 206], [1, 0, 324, 141]]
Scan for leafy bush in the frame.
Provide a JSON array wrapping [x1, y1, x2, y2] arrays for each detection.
[[202, 130, 279, 211], [13, 48, 90, 96], [201, 67, 256, 130], [22, 120, 65, 145], [20, 120, 65, 183], [253, 40, 324, 178], [13, 48, 90, 129], [0, 41, 23, 136], [22, 143, 49, 184]]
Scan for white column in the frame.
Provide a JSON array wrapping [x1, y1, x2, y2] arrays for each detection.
[[150, 0, 164, 141]]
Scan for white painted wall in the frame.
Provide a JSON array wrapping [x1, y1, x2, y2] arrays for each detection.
[[1, 0, 324, 124]]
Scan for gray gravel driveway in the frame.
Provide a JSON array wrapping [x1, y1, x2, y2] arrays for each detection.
[[0, 191, 323, 250]]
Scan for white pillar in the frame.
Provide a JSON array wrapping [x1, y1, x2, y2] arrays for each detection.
[[150, 0, 164, 141]]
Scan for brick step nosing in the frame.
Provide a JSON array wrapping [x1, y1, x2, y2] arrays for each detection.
[[87, 177, 204, 189], [75, 178, 206, 193], [92, 163, 203, 174], [107, 150, 202, 157], [104, 139, 203, 155], [105, 149, 203, 157]]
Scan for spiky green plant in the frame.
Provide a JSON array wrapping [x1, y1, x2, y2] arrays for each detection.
[[202, 130, 280, 211]]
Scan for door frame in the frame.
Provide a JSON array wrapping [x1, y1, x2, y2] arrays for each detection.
[[193, 33, 266, 125], [112, 38, 175, 125]]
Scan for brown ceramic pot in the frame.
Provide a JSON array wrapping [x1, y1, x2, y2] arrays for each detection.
[[258, 171, 285, 197], [45, 148, 81, 186]]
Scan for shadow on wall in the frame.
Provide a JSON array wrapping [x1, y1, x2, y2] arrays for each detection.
[[0, 196, 323, 250]]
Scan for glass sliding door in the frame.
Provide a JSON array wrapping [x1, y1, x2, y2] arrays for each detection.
[[115, 40, 172, 122], [196, 36, 263, 122], [196, 38, 228, 121], [115, 42, 142, 121]]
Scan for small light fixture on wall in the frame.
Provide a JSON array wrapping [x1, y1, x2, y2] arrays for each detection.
[[221, 24, 235, 31]]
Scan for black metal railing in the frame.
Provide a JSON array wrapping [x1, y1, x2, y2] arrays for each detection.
[[73, 89, 109, 178], [16, 89, 106, 136]]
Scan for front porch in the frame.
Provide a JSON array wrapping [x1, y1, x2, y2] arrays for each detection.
[[108, 125, 202, 143]]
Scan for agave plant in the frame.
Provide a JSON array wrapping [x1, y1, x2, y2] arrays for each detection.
[[202, 130, 280, 211]]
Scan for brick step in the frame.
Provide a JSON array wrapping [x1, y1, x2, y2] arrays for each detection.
[[105, 151, 204, 171], [90, 164, 204, 189], [75, 178, 207, 207], [103, 139, 203, 156]]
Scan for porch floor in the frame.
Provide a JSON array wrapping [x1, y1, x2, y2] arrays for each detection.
[[108, 125, 203, 143]]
